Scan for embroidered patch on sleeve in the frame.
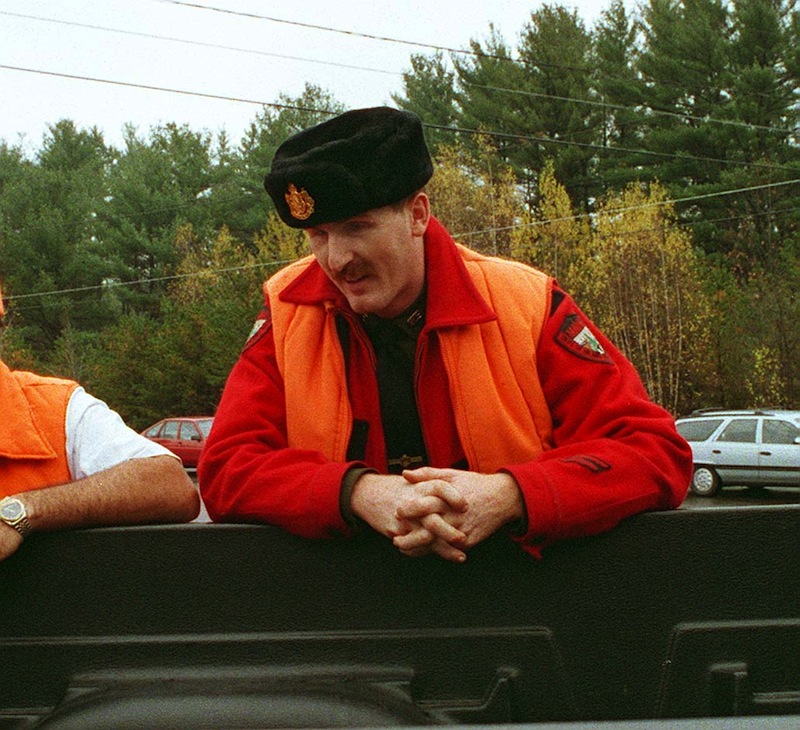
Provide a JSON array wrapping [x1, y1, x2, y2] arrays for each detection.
[[560, 455, 612, 473], [242, 306, 272, 352], [555, 313, 613, 365]]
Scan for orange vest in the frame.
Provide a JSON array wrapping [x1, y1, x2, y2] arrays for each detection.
[[0, 361, 77, 497], [266, 243, 554, 473]]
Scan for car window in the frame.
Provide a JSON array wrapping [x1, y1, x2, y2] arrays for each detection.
[[144, 423, 163, 438], [762, 419, 800, 445], [161, 420, 180, 439], [716, 418, 757, 443], [198, 419, 214, 438], [179, 422, 200, 440], [676, 419, 723, 441]]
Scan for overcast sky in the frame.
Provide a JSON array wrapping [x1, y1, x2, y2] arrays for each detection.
[[1, 0, 621, 155]]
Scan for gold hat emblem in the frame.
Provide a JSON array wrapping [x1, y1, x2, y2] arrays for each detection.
[[285, 183, 315, 220]]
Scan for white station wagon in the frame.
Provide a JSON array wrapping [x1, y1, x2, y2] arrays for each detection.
[[675, 409, 800, 496]]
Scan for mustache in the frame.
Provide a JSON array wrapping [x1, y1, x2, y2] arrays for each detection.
[[338, 262, 372, 281]]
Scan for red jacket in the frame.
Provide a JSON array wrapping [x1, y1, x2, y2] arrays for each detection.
[[199, 218, 692, 556]]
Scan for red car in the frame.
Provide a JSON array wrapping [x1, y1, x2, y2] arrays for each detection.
[[141, 417, 214, 468]]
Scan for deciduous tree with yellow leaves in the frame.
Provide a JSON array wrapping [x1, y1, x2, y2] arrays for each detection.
[[509, 159, 591, 288], [574, 183, 711, 414]]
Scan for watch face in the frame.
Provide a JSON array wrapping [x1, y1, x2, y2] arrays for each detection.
[[1, 499, 23, 521]]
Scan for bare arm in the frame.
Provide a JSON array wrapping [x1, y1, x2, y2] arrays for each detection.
[[0, 455, 199, 562]]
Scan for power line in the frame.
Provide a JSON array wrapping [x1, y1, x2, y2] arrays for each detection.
[[0, 63, 795, 230], [160, 0, 796, 110], [0, 64, 341, 118], [6, 200, 795, 314], [3, 9, 796, 146], [1, 64, 795, 174], [6, 7, 792, 138], [157, 0, 491, 61], [425, 120, 798, 173], [460, 81, 797, 137], [455, 177, 800, 238], [458, 203, 800, 252], [6, 2, 795, 140], [2, 260, 288, 304], [0, 11, 399, 79], [4, 178, 797, 306]]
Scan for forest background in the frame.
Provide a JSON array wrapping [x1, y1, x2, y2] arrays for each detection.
[[0, 0, 798, 429]]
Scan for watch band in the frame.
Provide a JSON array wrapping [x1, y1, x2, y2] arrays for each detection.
[[9, 513, 32, 538]]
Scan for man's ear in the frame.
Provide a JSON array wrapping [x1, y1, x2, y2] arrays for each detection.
[[409, 192, 430, 236]]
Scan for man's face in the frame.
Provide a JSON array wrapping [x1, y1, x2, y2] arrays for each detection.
[[305, 193, 429, 319]]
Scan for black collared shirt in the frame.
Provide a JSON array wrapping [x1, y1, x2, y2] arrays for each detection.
[[361, 290, 428, 475]]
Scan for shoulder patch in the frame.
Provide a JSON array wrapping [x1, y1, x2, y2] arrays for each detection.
[[242, 306, 272, 352], [555, 313, 613, 365]]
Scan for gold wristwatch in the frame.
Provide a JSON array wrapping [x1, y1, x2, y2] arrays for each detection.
[[0, 496, 32, 538]]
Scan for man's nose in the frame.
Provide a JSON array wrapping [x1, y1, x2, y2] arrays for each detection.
[[326, 235, 354, 273]]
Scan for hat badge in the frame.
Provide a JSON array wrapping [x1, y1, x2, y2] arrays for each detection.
[[285, 183, 315, 221]]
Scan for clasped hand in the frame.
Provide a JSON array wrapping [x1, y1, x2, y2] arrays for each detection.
[[351, 467, 524, 563]]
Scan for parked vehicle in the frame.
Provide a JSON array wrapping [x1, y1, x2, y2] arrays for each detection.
[[141, 417, 214, 468], [675, 409, 800, 496]]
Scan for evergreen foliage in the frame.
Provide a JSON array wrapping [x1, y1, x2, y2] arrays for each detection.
[[0, 2, 797, 422]]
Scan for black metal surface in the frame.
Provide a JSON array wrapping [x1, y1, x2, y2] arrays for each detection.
[[0, 505, 798, 727]]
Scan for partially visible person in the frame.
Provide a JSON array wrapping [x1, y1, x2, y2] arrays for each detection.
[[199, 107, 692, 562], [0, 284, 200, 562]]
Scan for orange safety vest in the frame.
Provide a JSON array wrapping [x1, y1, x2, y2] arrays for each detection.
[[0, 361, 77, 497], [267, 242, 554, 473]]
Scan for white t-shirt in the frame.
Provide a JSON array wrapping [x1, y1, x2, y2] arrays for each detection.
[[65, 387, 177, 480]]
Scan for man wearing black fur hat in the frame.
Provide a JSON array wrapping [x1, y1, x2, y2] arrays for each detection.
[[199, 107, 692, 562]]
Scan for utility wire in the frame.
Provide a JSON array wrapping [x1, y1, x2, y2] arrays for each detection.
[[3, 9, 796, 142], [454, 177, 800, 237], [460, 81, 797, 136], [0, 64, 341, 117], [425, 120, 798, 172], [5, 8, 792, 138], [4, 178, 797, 306], [6, 199, 795, 314], [0, 11, 398, 78], [157, 0, 503, 62], [1, 64, 796, 174], [159, 0, 794, 106], [68, 173, 800, 232], [2, 260, 288, 304]]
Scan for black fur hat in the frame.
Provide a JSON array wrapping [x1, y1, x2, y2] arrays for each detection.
[[264, 107, 433, 228]]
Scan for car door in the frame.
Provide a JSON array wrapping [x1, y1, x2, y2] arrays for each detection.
[[157, 420, 182, 460], [177, 421, 203, 468], [143, 422, 165, 441], [710, 417, 759, 486], [675, 418, 725, 465], [759, 418, 800, 486]]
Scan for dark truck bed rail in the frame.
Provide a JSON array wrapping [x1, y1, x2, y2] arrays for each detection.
[[1, 504, 798, 728]]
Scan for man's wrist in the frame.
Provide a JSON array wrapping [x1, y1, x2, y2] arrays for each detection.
[[340, 466, 376, 530], [349, 470, 381, 523], [497, 472, 527, 534]]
